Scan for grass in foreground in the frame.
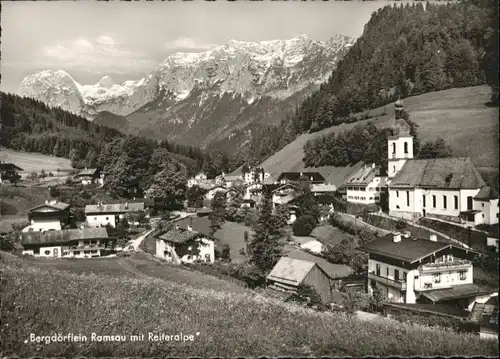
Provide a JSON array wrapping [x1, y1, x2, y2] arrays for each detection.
[[1, 252, 497, 357]]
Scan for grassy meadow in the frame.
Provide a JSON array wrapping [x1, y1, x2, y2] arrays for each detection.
[[232, 86, 499, 187], [1, 251, 498, 357], [0, 147, 72, 175]]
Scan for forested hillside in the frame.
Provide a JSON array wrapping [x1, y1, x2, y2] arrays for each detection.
[[0, 93, 234, 192], [234, 0, 498, 168]]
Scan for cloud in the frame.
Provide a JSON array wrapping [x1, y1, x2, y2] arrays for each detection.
[[96, 36, 115, 46], [165, 37, 217, 51], [40, 36, 155, 73]]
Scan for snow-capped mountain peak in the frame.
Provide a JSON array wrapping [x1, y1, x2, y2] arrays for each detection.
[[18, 34, 355, 125]]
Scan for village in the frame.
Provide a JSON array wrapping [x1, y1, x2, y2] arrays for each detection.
[[1, 100, 498, 340]]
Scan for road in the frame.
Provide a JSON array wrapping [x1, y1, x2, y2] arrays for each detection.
[[127, 228, 156, 252]]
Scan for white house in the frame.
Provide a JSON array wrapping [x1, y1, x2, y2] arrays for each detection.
[[345, 163, 387, 204], [387, 100, 495, 226], [21, 228, 115, 258], [75, 168, 106, 186], [360, 231, 497, 309], [85, 202, 145, 228], [155, 225, 215, 264], [26, 200, 71, 232], [243, 167, 266, 185], [187, 172, 208, 188]]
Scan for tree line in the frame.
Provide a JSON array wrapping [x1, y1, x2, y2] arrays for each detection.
[[232, 0, 498, 169]]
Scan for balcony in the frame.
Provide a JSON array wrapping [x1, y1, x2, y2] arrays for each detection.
[[419, 259, 471, 272], [368, 271, 406, 291]]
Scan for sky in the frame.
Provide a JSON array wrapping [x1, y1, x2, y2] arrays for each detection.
[[0, 0, 387, 94]]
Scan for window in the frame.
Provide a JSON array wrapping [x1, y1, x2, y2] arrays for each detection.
[[44, 250, 50, 255], [106, 217, 109, 220], [443, 195, 447, 209], [433, 273, 441, 283], [396, 191, 399, 198], [467, 196, 473, 210], [393, 166, 396, 173], [94, 217, 97, 220], [414, 275, 419, 281], [404, 142, 408, 154], [423, 195, 426, 207], [481, 203, 484, 208], [386, 267, 389, 277], [74, 251, 80, 255], [392, 143, 396, 154], [376, 264, 380, 276], [394, 269, 400, 281], [33, 248, 40, 254], [459, 270, 467, 281], [375, 197, 380, 201], [454, 195, 458, 210], [406, 191, 410, 206], [432, 195, 436, 208], [403, 272, 407, 281]]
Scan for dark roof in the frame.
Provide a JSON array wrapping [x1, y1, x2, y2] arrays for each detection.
[[174, 216, 217, 239], [0, 163, 23, 171], [277, 172, 325, 183], [29, 201, 70, 212], [21, 228, 109, 246], [76, 168, 99, 177], [389, 157, 485, 189], [158, 228, 206, 244], [359, 233, 450, 263], [85, 202, 145, 214], [419, 284, 497, 303], [474, 186, 499, 201], [384, 303, 470, 319], [345, 163, 380, 185]]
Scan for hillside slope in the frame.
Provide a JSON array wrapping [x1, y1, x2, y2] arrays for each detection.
[[233, 86, 499, 186], [1, 252, 497, 357]]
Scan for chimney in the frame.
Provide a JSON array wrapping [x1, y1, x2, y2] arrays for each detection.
[[429, 234, 437, 242], [393, 232, 401, 243]]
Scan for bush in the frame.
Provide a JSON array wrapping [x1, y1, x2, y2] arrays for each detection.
[[395, 219, 407, 230], [293, 215, 317, 236]]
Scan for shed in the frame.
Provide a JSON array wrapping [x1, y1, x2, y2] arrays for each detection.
[[266, 256, 333, 303]]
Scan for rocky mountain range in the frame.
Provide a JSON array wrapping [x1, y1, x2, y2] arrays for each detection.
[[18, 34, 355, 150]]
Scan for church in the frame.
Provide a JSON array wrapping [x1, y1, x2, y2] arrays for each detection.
[[387, 99, 498, 226]]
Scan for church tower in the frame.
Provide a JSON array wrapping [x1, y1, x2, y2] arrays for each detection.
[[387, 99, 414, 179]]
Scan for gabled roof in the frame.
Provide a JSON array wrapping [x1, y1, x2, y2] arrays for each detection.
[[0, 163, 23, 171], [277, 172, 325, 183], [359, 233, 451, 263], [158, 228, 208, 244], [345, 163, 380, 186], [267, 257, 319, 286], [85, 202, 144, 214], [29, 201, 70, 212], [469, 296, 499, 330], [389, 157, 486, 189], [173, 216, 218, 239], [21, 228, 109, 246], [474, 186, 499, 201], [76, 168, 99, 177]]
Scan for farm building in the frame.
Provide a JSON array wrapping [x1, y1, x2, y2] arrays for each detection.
[[75, 168, 106, 186], [26, 200, 71, 232], [85, 202, 145, 228], [0, 162, 23, 184], [469, 296, 499, 339], [265, 257, 333, 303], [155, 225, 216, 264], [21, 228, 116, 258]]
